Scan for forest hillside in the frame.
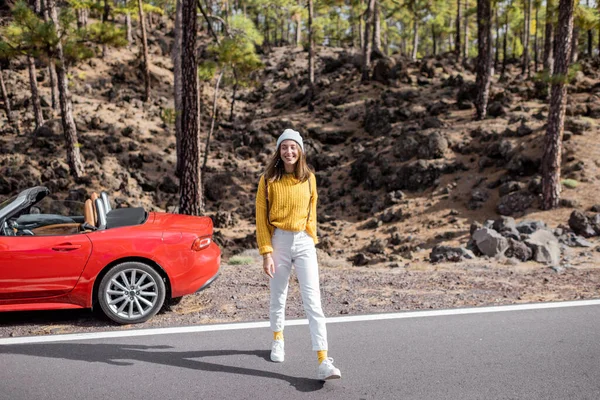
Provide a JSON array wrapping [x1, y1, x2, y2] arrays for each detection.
[[1, 1, 600, 270]]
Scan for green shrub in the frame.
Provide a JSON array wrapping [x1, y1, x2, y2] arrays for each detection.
[[561, 179, 578, 189], [228, 255, 254, 265]]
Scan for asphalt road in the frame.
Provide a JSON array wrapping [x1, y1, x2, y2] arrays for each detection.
[[1, 302, 599, 400]]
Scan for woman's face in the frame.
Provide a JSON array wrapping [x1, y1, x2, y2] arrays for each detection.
[[279, 140, 300, 168]]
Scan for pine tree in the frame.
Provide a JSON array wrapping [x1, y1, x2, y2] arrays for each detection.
[[137, 0, 151, 101], [27, 55, 43, 128], [172, 0, 183, 177], [0, 63, 18, 133], [456, 0, 462, 57], [522, 0, 531, 77], [4, 1, 125, 178], [541, 0, 575, 210], [47, 0, 85, 179], [475, 0, 492, 120], [308, 0, 315, 85], [362, 0, 375, 79], [179, 0, 202, 215]]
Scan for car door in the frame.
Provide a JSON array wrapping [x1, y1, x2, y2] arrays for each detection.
[[0, 234, 93, 299]]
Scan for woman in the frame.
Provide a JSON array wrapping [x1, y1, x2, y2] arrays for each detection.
[[255, 128, 341, 381]]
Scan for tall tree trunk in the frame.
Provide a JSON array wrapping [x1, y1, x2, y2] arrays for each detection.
[[476, 0, 492, 120], [173, 0, 183, 177], [27, 56, 44, 129], [229, 79, 238, 122], [47, 0, 85, 179], [137, 0, 151, 101], [43, 2, 59, 110], [296, 0, 302, 47], [494, 3, 500, 71], [456, 0, 462, 57], [448, 16, 454, 50], [76, 9, 83, 29], [534, 3, 539, 72], [570, 26, 579, 63], [522, 0, 531, 76], [280, 12, 285, 46], [265, 13, 270, 49], [147, 13, 153, 31], [587, 0, 592, 56], [411, 9, 419, 61], [511, 31, 517, 58], [296, 19, 302, 46], [541, 0, 575, 210], [373, 0, 381, 52], [463, 1, 469, 60], [179, 0, 202, 215], [47, 63, 59, 111], [432, 25, 437, 56], [203, 71, 223, 173], [359, 0, 364, 50], [308, 0, 315, 85], [103, 0, 110, 22], [126, 12, 133, 46], [502, 5, 508, 76], [384, 18, 390, 55], [362, 0, 376, 80], [31, 0, 41, 14], [0, 67, 18, 133]]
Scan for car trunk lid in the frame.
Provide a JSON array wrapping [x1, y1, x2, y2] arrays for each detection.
[[150, 212, 213, 234]]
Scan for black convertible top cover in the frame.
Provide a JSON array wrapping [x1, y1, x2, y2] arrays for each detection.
[[106, 207, 147, 229]]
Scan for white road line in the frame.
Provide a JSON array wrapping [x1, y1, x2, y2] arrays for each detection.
[[1, 299, 600, 345]]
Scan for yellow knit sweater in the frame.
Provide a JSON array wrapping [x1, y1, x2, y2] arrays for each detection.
[[255, 172, 318, 255]]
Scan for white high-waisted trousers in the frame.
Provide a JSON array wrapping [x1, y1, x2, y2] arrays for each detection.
[[270, 228, 328, 351]]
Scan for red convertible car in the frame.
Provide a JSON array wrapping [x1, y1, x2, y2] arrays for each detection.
[[0, 186, 220, 324]]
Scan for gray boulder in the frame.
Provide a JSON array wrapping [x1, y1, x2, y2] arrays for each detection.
[[568, 210, 600, 238], [516, 220, 546, 234], [472, 228, 509, 257], [497, 191, 536, 216], [524, 230, 561, 266], [505, 238, 533, 261], [430, 246, 476, 263]]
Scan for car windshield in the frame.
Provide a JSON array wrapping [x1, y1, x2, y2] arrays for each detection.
[[0, 196, 17, 212]]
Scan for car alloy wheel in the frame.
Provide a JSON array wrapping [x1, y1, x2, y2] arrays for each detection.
[[98, 261, 166, 324]]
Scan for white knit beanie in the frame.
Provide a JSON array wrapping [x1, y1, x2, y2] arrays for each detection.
[[276, 129, 304, 152]]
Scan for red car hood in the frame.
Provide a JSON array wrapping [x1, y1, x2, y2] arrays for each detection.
[[151, 212, 213, 234]]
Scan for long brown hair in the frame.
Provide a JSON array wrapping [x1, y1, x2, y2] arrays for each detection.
[[264, 144, 313, 183]]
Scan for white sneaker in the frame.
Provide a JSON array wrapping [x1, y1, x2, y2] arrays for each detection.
[[317, 357, 341, 380], [270, 340, 285, 362]]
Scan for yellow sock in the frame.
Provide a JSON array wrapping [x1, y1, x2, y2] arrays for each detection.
[[317, 350, 328, 364], [273, 331, 284, 341]]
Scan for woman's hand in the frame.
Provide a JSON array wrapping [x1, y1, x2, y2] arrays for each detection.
[[263, 254, 275, 278]]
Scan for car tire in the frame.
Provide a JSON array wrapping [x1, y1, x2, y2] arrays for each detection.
[[98, 261, 166, 324]]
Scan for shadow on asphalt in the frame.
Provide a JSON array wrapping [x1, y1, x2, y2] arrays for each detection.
[[0, 309, 106, 327], [1, 343, 325, 392]]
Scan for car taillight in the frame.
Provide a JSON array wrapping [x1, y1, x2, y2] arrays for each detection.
[[192, 236, 212, 251]]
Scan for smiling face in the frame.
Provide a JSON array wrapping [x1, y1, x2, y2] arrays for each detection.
[[279, 139, 300, 171]]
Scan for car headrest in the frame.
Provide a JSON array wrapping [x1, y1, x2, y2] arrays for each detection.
[[94, 198, 107, 230], [101, 192, 112, 212], [84, 199, 95, 226]]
